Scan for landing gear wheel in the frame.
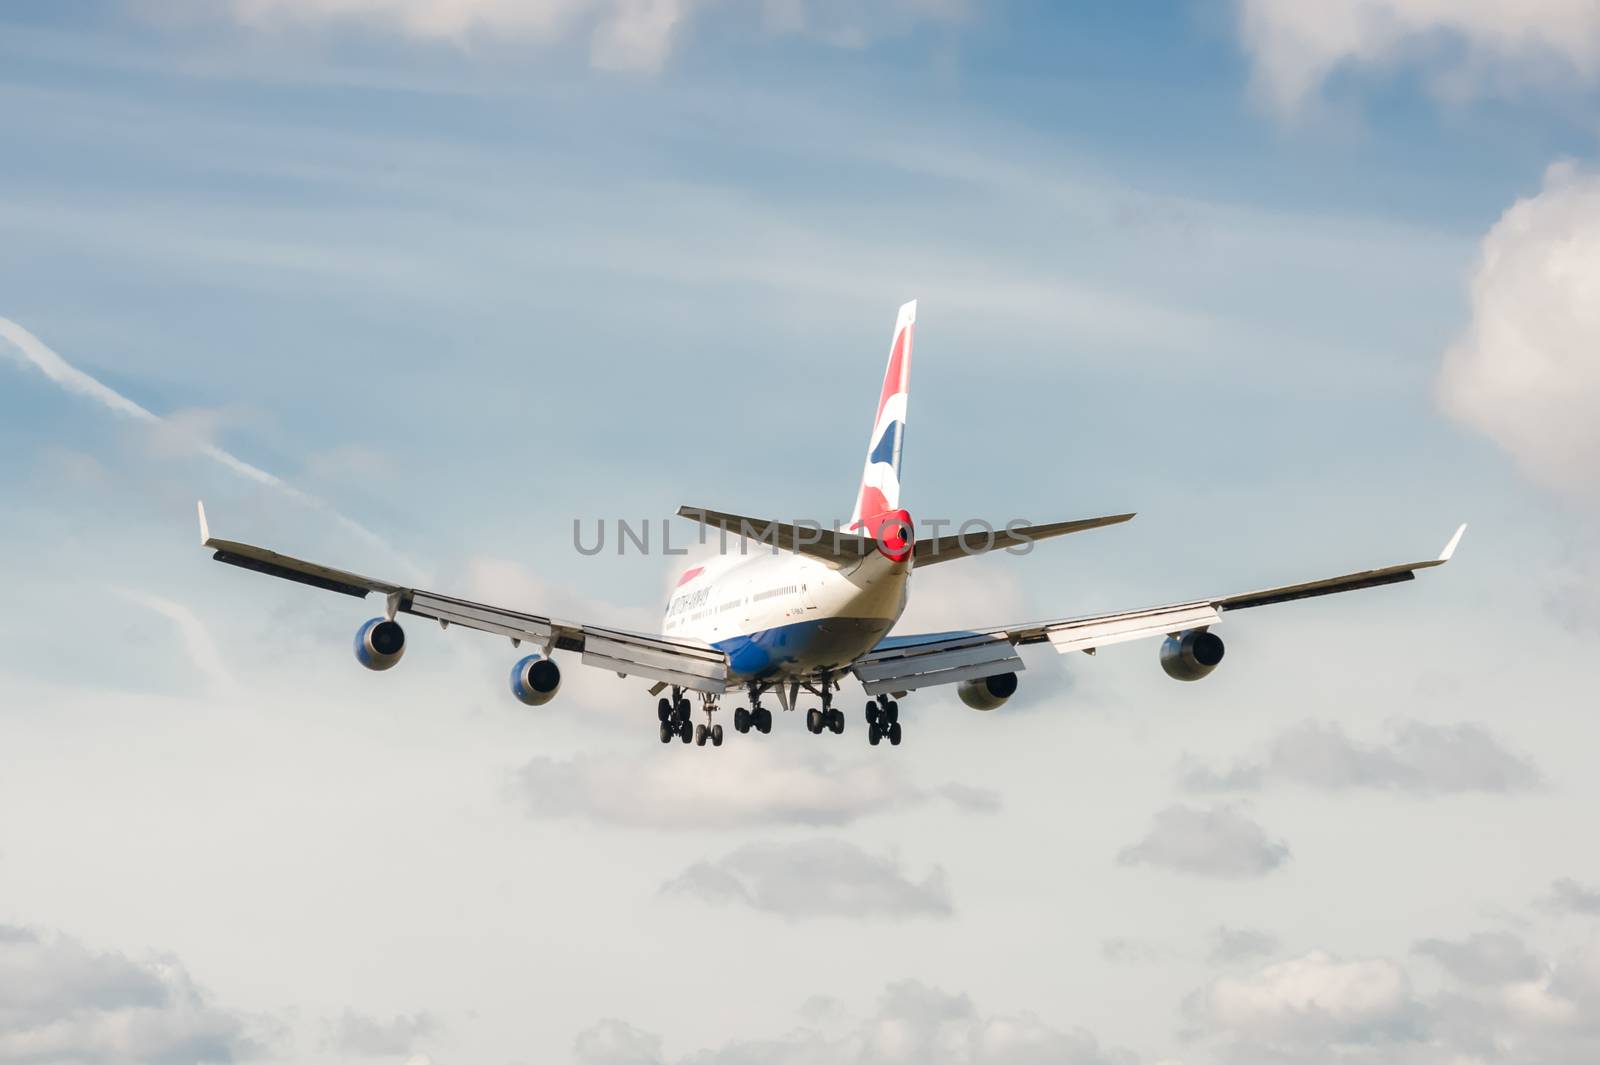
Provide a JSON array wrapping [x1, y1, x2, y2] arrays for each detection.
[[888, 721, 903, 746], [675, 698, 691, 720], [734, 707, 751, 733], [869, 723, 882, 746], [755, 708, 772, 733], [711, 723, 724, 747], [694, 723, 708, 746], [828, 708, 845, 734], [678, 718, 692, 743], [806, 708, 824, 734], [884, 701, 899, 724], [658, 698, 673, 723], [659, 722, 673, 743], [865, 701, 878, 726]]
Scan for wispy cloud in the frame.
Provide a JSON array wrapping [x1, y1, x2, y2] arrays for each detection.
[[1179, 719, 1541, 797], [660, 838, 953, 921], [0, 316, 409, 569], [111, 586, 240, 697]]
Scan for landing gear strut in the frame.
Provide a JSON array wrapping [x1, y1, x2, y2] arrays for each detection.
[[657, 691, 695, 744], [733, 684, 773, 736], [805, 674, 846, 736], [866, 695, 902, 746]]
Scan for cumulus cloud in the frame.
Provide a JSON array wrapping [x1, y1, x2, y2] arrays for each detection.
[[516, 746, 982, 829], [1117, 805, 1290, 880], [0, 924, 260, 1064], [1543, 878, 1600, 916], [660, 838, 952, 921], [326, 1010, 435, 1057], [1414, 931, 1544, 987], [1180, 719, 1540, 796], [1439, 162, 1600, 506], [579, 980, 1130, 1065], [1189, 935, 1600, 1064], [1209, 926, 1281, 965], [1236, 0, 1600, 116], [574, 1017, 663, 1065], [205, 0, 963, 72], [1194, 950, 1423, 1047]]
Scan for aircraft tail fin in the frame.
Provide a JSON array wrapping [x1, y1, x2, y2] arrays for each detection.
[[849, 300, 915, 534]]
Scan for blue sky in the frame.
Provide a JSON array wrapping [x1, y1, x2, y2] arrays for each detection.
[[5, 3, 1600, 1064]]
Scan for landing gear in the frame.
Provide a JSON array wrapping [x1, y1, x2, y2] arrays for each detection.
[[804, 675, 847, 735], [733, 685, 774, 735], [866, 696, 902, 746]]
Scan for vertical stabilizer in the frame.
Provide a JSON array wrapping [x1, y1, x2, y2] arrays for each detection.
[[849, 300, 915, 533]]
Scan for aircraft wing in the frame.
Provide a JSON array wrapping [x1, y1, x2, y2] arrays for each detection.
[[850, 525, 1465, 696], [196, 503, 729, 694]]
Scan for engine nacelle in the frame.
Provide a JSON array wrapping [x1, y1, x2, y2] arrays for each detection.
[[1160, 629, 1225, 682], [354, 617, 406, 671], [510, 654, 562, 707], [957, 672, 1018, 711]]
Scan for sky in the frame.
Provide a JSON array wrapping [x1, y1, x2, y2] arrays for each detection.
[[4, 1, 1600, 1063]]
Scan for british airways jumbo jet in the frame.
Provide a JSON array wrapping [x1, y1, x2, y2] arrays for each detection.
[[198, 301, 1464, 748]]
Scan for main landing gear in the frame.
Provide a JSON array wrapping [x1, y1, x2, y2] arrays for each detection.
[[657, 689, 723, 747], [805, 675, 846, 736], [866, 695, 903, 746], [733, 684, 774, 736]]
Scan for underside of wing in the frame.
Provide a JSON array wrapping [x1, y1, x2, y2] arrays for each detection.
[[199, 503, 729, 693], [910, 512, 1135, 566], [859, 525, 1466, 692]]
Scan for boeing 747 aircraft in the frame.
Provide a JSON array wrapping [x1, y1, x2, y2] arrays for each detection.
[[198, 301, 1464, 748]]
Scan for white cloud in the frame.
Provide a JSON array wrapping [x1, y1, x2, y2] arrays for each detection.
[[660, 838, 953, 920], [1198, 951, 1421, 1044], [575, 1018, 663, 1065], [207, 0, 963, 72], [0, 924, 259, 1065], [1236, 0, 1600, 116], [326, 1010, 435, 1057], [582, 980, 1131, 1065], [1181, 719, 1540, 796], [1439, 162, 1600, 506], [515, 746, 929, 828], [1117, 805, 1290, 880]]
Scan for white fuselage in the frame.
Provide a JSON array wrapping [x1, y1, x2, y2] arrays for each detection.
[[661, 550, 910, 684]]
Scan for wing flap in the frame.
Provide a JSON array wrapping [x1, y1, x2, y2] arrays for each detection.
[[1046, 602, 1219, 654], [405, 590, 557, 644], [851, 633, 1023, 695]]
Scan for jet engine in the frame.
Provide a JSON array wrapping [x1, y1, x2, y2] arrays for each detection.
[[510, 653, 562, 707], [1160, 629, 1225, 682], [354, 617, 406, 671], [957, 671, 1018, 711]]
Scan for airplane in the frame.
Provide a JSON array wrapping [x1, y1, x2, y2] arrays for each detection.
[[197, 300, 1464, 749]]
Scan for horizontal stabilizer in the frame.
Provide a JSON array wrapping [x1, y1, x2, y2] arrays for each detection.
[[912, 512, 1134, 566], [677, 507, 876, 564]]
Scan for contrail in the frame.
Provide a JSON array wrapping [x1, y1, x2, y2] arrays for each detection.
[[0, 315, 419, 576]]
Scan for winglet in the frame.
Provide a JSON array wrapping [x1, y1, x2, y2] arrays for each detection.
[[197, 500, 211, 547], [1439, 523, 1467, 563]]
